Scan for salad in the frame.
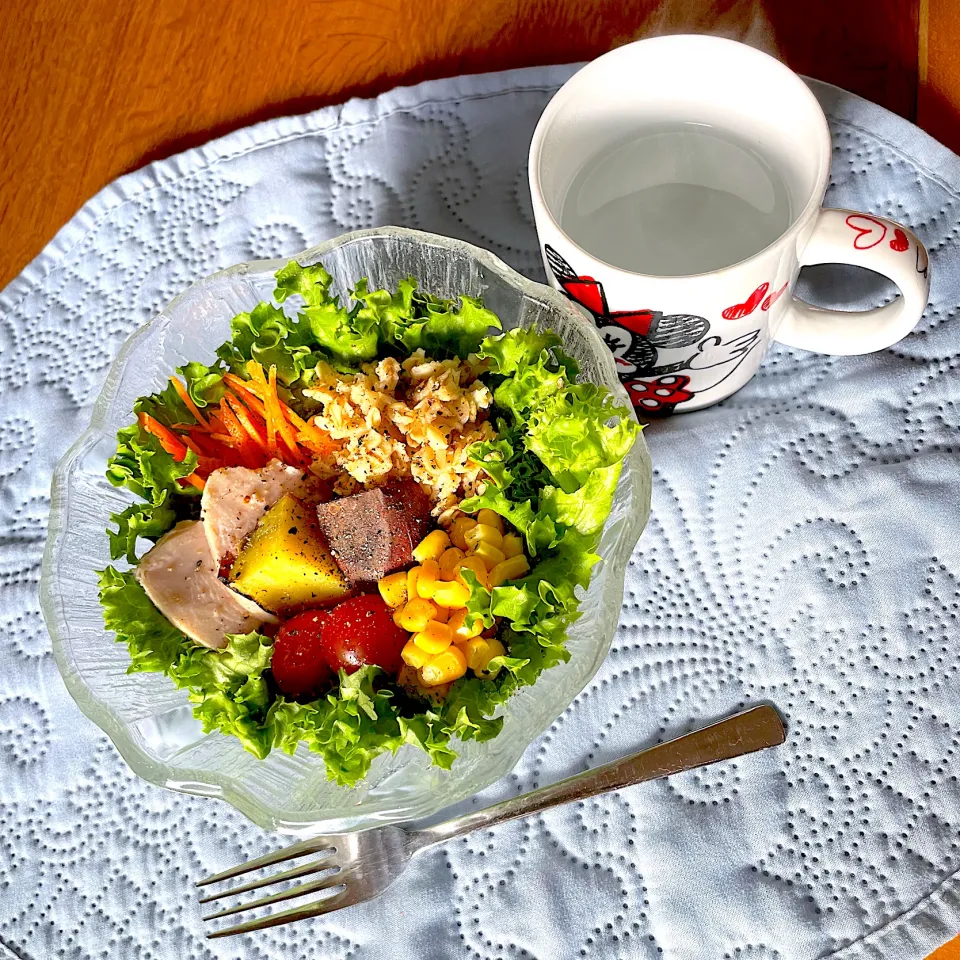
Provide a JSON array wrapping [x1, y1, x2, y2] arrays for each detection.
[[98, 259, 639, 786]]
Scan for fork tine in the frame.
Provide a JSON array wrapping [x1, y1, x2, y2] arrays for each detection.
[[205, 888, 354, 939], [201, 869, 346, 922], [198, 852, 338, 904], [195, 836, 337, 888]]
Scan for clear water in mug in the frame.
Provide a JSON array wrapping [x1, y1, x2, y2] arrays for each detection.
[[559, 122, 793, 276]]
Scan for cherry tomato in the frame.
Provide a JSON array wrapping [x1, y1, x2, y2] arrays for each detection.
[[271, 610, 333, 700], [319, 594, 408, 675]]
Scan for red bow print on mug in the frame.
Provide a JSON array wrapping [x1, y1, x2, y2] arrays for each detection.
[[544, 245, 762, 415]]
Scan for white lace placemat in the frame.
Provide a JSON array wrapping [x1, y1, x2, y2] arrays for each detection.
[[3, 65, 960, 960]]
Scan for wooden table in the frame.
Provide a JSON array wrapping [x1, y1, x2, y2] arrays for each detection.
[[2, 0, 958, 294], [2, 1, 960, 954]]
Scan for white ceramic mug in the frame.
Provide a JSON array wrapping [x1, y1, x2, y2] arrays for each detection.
[[528, 35, 930, 415]]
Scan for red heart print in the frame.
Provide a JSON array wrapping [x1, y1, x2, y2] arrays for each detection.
[[889, 228, 909, 252], [845, 214, 887, 250], [761, 282, 788, 312], [722, 282, 769, 320]]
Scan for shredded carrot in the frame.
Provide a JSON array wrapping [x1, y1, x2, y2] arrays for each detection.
[[245, 360, 268, 390], [245, 362, 276, 452], [282, 405, 308, 430], [223, 374, 268, 419], [186, 429, 232, 460], [155, 359, 339, 477], [182, 472, 206, 492], [239, 364, 268, 398], [139, 412, 189, 461], [218, 400, 259, 467], [226, 394, 269, 454], [299, 430, 340, 459], [170, 377, 209, 429], [180, 436, 203, 456], [268, 366, 300, 454]]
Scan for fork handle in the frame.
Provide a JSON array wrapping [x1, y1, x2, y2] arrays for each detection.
[[415, 705, 784, 847]]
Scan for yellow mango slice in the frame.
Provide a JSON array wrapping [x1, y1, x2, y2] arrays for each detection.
[[230, 494, 348, 613]]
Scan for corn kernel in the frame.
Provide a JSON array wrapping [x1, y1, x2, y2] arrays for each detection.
[[465, 522, 503, 550], [412, 619, 454, 655], [501, 533, 524, 559], [416, 558, 441, 599], [477, 508, 505, 534], [456, 636, 491, 671], [378, 571, 408, 608], [431, 603, 450, 623], [450, 608, 484, 640], [398, 663, 451, 704], [488, 554, 531, 587], [433, 579, 470, 609], [393, 606, 406, 629], [475, 636, 507, 679], [407, 566, 421, 602], [413, 529, 450, 563], [450, 516, 477, 551], [401, 638, 433, 668], [420, 646, 467, 686], [439, 547, 466, 580], [472, 541, 506, 571], [396, 597, 438, 632], [456, 556, 490, 589]]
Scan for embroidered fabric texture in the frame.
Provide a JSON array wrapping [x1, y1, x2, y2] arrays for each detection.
[[2, 66, 960, 959]]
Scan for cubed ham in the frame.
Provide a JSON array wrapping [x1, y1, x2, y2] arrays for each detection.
[[314, 478, 433, 585]]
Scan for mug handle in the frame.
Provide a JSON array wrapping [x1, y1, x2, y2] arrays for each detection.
[[773, 208, 930, 355]]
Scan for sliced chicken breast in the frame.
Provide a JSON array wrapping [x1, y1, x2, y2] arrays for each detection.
[[136, 520, 277, 649], [201, 460, 315, 569]]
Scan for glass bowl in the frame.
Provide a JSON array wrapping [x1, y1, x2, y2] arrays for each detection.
[[41, 227, 652, 834]]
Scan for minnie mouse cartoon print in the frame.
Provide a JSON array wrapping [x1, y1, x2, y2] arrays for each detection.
[[544, 245, 762, 416]]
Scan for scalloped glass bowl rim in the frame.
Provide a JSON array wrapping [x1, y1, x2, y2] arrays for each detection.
[[41, 226, 652, 833]]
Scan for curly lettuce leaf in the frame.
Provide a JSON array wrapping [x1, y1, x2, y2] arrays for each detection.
[[107, 499, 178, 562], [477, 327, 572, 379], [303, 300, 381, 365], [439, 678, 505, 743], [98, 567, 188, 673], [352, 277, 501, 359], [217, 300, 321, 385], [410, 295, 500, 357], [398, 712, 460, 770], [131, 361, 226, 431], [179, 360, 227, 408], [538, 461, 623, 536], [273, 260, 334, 307], [267, 666, 406, 785], [171, 632, 276, 760], [106, 423, 199, 505], [526, 384, 637, 493]]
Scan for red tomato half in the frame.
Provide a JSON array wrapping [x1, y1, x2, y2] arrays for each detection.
[[319, 594, 408, 675], [272, 610, 333, 700]]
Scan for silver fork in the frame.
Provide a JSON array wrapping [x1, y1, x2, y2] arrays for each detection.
[[198, 704, 785, 938]]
